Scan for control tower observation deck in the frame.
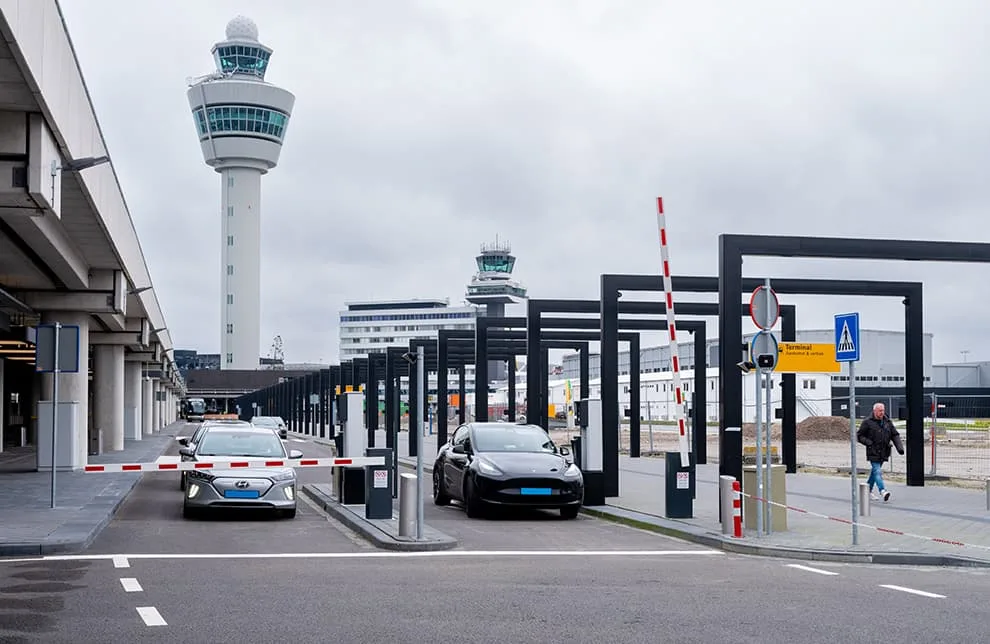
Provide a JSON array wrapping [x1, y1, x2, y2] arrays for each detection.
[[465, 239, 528, 382], [186, 16, 296, 370]]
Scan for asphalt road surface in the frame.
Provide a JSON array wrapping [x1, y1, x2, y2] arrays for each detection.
[[2, 430, 989, 642]]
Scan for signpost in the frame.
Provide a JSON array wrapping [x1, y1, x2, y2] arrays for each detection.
[[774, 343, 841, 373], [749, 280, 779, 537], [35, 323, 81, 509], [834, 312, 861, 545]]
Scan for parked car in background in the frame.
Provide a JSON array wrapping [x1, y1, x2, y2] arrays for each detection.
[[251, 416, 288, 440]]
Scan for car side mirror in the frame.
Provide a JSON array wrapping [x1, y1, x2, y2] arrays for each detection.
[[558, 445, 570, 456], [452, 444, 466, 455], [288, 449, 303, 459], [178, 447, 193, 457], [176, 437, 189, 446]]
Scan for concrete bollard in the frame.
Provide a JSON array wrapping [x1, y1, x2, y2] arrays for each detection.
[[859, 482, 870, 516], [719, 475, 736, 536], [398, 472, 417, 537]]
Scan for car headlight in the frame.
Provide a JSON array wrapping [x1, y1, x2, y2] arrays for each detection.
[[476, 459, 501, 476], [187, 483, 201, 498], [269, 469, 296, 482], [284, 486, 295, 500], [187, 470, 215, 482], [564, 463, 582, 478]]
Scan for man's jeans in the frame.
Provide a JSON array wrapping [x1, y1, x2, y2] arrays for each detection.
[[866, 461, 885, 492]]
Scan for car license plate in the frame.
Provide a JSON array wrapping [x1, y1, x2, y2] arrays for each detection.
[[224, 489, 260, 499], [520, 487, 552, 495]]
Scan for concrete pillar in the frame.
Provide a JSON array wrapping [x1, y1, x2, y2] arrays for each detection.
[[151, 380, 161, 431], [93, 344, 125, 451], [142, 375, 154, 436], [0, 357, 4, 453], [124, 361, 142, 440], [37, 311, 90, 469]]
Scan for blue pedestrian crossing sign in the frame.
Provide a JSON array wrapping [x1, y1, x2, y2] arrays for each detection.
[[834, 312, 860, 362]]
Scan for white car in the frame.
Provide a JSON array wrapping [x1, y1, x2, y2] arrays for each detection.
[[251, 416, 287, 440]]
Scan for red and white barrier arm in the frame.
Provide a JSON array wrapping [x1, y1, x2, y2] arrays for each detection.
[[741, 491, 990, 552], [82, 456, 384, 473]]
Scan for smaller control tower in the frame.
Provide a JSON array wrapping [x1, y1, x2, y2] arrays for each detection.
[[465, 237, 528, 381]]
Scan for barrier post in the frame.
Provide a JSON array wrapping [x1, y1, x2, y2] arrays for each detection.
[[719, 475, 735, 535], [859, 481, 871, 517], [398, 472, 417, 537], [731, 480, 743, 538], [364, 447, 393, 520]]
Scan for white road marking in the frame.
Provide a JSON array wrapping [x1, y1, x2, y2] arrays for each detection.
[[112, 556, 129, 568], [136, 606, 167, 627], [291, 439, 308, 443], [2, 549, 722, 564], [880, 584, 946, 598], [786, 564, 839, 576], [120, 577, 143, 592]]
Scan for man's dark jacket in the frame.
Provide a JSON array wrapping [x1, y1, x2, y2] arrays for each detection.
[[856, 414, 905, 463]]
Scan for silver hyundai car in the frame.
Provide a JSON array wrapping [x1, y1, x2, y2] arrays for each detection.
[[179, 424, 302, 519]]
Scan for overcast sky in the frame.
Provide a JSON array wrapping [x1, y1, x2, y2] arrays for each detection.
[[57, 0, 990, 366]]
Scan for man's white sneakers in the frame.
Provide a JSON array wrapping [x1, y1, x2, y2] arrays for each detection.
[[882, 490, 891, 502]]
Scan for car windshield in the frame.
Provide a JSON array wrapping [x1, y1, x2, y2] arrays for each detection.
[[252, 418, 277, 427], [197, 430, 286, 457], [472, 425, 555, 453]]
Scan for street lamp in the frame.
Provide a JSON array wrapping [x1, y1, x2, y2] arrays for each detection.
[[50, 155, 110, 203]]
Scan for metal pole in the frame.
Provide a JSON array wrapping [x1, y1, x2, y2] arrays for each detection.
[[50, 322, 61, 509], [763, 277, 774, 535], [415, 344, 424, 541], [930, 392, 937, 476], [859, 481, 871, 516], [719, 475, 735, 535], [849, 360, 859, 545], [985, 478, 989, 511], [755, 354, 764, 538], [398, 472, 416, 537], [646, 386, 654, 454], [764, 370, 773, 535]]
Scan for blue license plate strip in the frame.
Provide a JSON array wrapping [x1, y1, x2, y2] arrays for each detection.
[[224, 489, 260, 499], [520, 487, 552, 495]]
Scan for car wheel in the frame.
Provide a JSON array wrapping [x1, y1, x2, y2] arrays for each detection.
[[560, 505, 580, 520], [463, 476, 483, 518], [179, 472, 186, 491], [433, 468, 451, 506]]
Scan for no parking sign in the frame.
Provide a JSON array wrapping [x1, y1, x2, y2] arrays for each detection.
[[373, 469, 388, 489]]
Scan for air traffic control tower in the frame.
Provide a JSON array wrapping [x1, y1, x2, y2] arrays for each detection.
[[186, 16, 295, 370], [465, 238, 528, 381]]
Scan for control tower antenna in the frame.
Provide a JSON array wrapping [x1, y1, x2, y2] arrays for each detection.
[[186, 16, 296, 371]]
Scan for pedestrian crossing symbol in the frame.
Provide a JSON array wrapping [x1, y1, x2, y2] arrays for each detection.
[[834, 312, 860, 362]]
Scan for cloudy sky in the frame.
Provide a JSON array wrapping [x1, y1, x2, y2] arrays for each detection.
[[58, 0, 990, 366]]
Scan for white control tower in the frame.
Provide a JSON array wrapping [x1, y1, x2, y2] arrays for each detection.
[[187, 16, 295, 370]]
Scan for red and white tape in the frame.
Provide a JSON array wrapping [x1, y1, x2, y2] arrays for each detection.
[[655, 196, 690, 467], [731, 480, 743, 538], [741, 491, 990, 553], [82, 456, 383, 473]]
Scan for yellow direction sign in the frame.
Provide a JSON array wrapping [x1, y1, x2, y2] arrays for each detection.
[[774, 343, 841, 373]]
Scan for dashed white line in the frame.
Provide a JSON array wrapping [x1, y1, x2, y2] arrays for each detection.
[[119, 577, 143, 593], [136, 606, 167, 627], [880, 584, 946, 599], [112, 556, 130, 568], [786, 564, 839, 576]]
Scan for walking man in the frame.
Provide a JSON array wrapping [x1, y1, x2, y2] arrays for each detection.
[[856, 402, 905, 502]]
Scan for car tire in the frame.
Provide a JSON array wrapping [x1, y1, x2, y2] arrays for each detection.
[[463, 476, 483, 518], [560, 505, 580, 520], [433, 468, 451, 506], [179, 472, 186, 491]]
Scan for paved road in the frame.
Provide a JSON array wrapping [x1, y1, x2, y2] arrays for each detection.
[[3, 431, 989, 641], [1, 550, 988, 641]]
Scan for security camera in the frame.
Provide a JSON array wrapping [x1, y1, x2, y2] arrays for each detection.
[[401, 352, 416, 364], [736, 360, 755, 374]]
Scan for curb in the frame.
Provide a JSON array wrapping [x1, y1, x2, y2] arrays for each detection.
[[0, 427, 181, 557], [394, 456, 990, 568], [300, 484, 458, 552]]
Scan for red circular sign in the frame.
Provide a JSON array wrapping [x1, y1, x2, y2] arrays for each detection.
[[749, 286, 780, 330]]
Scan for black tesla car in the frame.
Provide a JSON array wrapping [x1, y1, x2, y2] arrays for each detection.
[[433, 422, 584, 519]]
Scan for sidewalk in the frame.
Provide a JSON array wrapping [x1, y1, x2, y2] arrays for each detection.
[[357, 428, 990, 567], [0, 422, 182, 556]]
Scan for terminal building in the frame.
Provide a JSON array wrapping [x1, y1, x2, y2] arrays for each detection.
[[0, 2, 183, 465]]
